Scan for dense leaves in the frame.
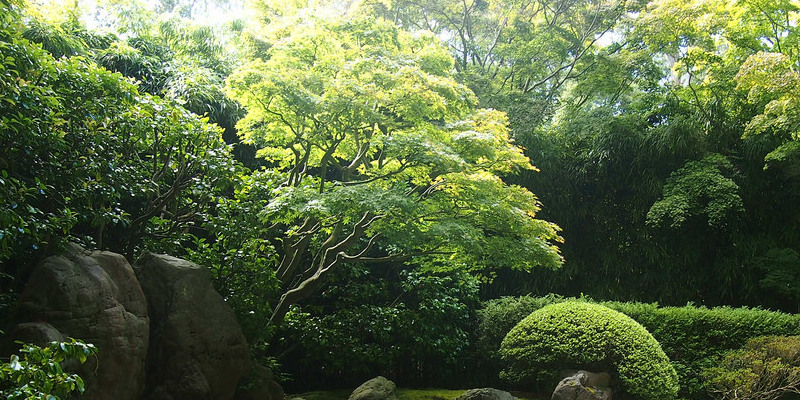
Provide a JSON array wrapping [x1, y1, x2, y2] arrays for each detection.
[[703, 336, 800, 400], [500, 301, 679, 400], [0, 2, 234, 276], [278, 267, 479, 388], [226, 13, 562, 327], [0, 338, 98, 400]]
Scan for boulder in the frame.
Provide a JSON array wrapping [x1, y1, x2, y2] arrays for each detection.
[[349, 376, 398, 400], [136, 253, 251, 400], [456, 388, 518, 400], [234, 362, 285, 400], [3, 322, 65, 347], [7, 244, 149, 400], [552, 371, 612, 400]]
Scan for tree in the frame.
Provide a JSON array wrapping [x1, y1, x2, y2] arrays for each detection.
[[226, 14, 562, 327], [462, 0, 800, 309], [361, 0, 640, 128], [0, 2, 235, 265]]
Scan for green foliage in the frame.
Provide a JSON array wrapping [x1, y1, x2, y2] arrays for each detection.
[[458, 0, 800, 310], [481, 296, 800, 399], [181, 169, 283, 345], [226, 12, 562, 327], [647, 154, 744, 230], [476, 294, 566, 358], [96, 16, 244, 125], [361, 0, 640, 127], [0, 338, 98, 400], [751, 248, 800, 305], [703, 336, 800, 400], [607, 303, 800, 398], [500, 302, 679, 400], [279, 267, 480, 387], [0, 7, 235, 264]]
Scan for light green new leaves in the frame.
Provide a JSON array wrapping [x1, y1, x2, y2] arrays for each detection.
[[735, 52, 800, 175], [737, 52, 800, 140], [226, 14, 563, 279], [647, 154, 743, 230], [420, 171, 563, 274], [227, 16, 475, 176]]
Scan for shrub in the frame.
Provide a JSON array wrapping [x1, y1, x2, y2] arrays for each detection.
[[478, 295, 800, 398], [702, 335, 800, 400], [605, 302, 800, 398], [277, 267, 480, 390], [0, 338, 97, 400], [474, 294, 569, 385], [499, 301, 679, 400]]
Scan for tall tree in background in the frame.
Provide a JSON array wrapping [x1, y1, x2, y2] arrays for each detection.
[[505, 0, 800, 309], [362, 0, 641, 128], [355, 0, 800, 310]]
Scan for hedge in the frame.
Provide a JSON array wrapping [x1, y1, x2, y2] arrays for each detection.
[[478, 295, 800, 398]]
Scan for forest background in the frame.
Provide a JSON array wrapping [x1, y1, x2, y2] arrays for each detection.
[[2, 0, 800, 393]]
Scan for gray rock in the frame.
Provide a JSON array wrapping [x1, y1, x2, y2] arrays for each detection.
[[136, 253, 251, 400], [552, 371, 612, 400], [559, 371, 611, 388], [456, 388, 518, 400], [7, 244, 149, 400], [234, 363, 285, 400], [4, 322, 65, 346], [349, 376, 398, 400]]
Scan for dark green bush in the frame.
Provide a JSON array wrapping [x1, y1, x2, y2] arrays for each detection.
[[702, 335, 800, 400], [500, 301, 679, 400], [479, 296, 800, 398], [277, 267, 480, 390]]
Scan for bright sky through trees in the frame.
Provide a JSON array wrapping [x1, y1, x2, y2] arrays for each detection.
[[31, 0, 246, 29]]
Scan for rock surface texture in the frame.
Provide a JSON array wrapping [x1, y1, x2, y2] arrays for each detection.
[[234, 362, 286, 400], [135, 253, 252, 400], [4, 245, 284, 400], [552, 371, 612, 400], [455, 388, 519, 400], [7, 244, 149, 400], [349, 376, 398, 400]]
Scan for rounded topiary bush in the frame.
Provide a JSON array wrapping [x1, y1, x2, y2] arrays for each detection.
[[500, 301, 679, 400]]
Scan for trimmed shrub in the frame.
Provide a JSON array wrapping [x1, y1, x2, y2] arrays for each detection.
[[500, 301, 679, 400], [702, 335, 800, 400], [475, 294, 567, 381], [478, 295, 800, 398]]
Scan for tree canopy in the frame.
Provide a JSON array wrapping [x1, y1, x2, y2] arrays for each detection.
[[226, 12, 563, 325], [4, 0, 800, 388]]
